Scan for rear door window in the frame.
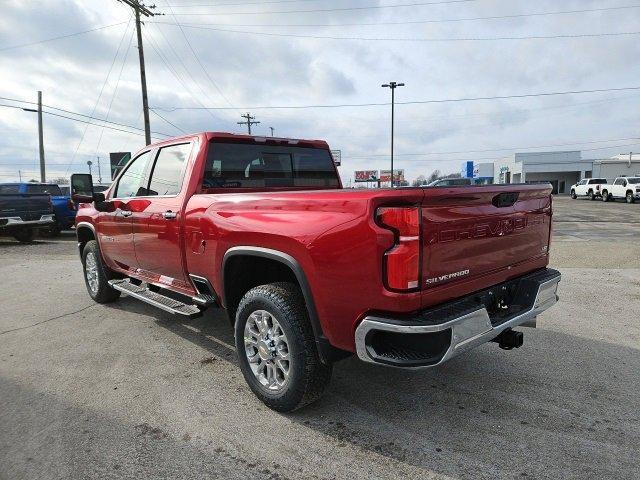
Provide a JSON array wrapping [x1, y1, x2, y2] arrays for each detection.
[[147, 143, 191, 196], [203, 143, 339, 189]]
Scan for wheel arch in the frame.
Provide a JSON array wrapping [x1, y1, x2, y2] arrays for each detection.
[[76, 221, 97, 257], [222, 246, 344, 364]]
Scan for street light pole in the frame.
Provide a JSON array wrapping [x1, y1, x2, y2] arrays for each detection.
[[381, 82, 404, 187], [87, 160, 93, 177]]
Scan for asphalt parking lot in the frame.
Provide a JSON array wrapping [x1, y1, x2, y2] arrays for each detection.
[[1, 196, 638, 479]]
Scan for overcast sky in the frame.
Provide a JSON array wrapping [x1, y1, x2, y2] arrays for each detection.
[[1, 0, 639, 184]]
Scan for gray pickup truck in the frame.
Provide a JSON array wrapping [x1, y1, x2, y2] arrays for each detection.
[[0, 185, 55, 242]]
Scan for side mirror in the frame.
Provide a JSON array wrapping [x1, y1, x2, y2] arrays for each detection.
[[71, 173, 99, 204]]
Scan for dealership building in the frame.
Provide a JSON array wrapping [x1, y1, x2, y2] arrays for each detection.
[[486, 151, 640, 194]]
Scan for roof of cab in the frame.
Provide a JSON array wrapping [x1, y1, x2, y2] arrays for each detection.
[[147, 132, 330, 150]]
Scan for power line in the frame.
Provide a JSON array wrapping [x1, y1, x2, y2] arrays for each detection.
[[404, 142, 640, 163], [162, 1, 238, 111], [347, 136, 640, 158], [150, 108, 187, 133], [0, 96, 171, 137], [142, 27, 224, 125], [0, 103, 166, 139], [154, 22, 640, 42], [167, 0, 478, 15], [65, 18, 133, 174], [164, 4, 640, 27], [93, 25, 137, 161], [0, 21, 129, 52], [167, 0, 324, 7], [152, 85, 640, 111]]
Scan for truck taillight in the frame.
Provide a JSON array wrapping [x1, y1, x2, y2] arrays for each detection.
[[376, 206, 420, 291]]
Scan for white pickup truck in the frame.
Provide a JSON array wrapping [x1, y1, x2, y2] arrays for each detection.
[[601, 177, 640, 203], [570, 178, 608, 200]]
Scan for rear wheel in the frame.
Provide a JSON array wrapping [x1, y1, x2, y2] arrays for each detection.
[[589, 190, 596, 201], [570, 190, 577, 199], [13, 228, 36, 243], [626, 191, 635, 204], [235, 282, 332, 412], [82, 240, 120, 303]]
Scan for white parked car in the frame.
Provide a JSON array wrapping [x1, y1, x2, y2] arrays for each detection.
[[570, 178, 608, 200], [601, 177, 640, 203]]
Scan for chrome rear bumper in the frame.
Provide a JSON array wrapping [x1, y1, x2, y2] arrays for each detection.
[[0, 214, 55, 227], [355, 268, 561, 368]]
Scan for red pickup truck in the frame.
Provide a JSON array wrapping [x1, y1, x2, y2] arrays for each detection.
[[72, 132, 561, 412]]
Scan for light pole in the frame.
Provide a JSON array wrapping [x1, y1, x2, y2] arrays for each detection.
[[87, 160, 93, 176], [269, 126, 275, 137], [381, 81, 404, 187]]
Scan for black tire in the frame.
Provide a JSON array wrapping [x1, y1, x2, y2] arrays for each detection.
[[570, 190, 577, 199], [13, 228, 36, 243], [234, 282, 332, 412], [601, 190, 609, 202], [588, 190, 596, 201], [81, 240, 121, 303], [626, 192, 635, 204]]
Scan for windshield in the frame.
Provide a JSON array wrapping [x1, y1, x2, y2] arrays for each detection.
[[202, 142, 340, 189], [26, 184, 63, 196]]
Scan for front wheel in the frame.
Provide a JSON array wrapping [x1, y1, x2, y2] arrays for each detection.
[[82, 240, 120, 303], [235, 282, 332, 412], [627, 192, 635, 204], [570, 190, 577, 199], [601, 190, 609, 202]]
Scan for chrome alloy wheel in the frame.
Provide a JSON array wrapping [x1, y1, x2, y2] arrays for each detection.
[[85, 252, 99, 294], [244, 310, 290, 391]]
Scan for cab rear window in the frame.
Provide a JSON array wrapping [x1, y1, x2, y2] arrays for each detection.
[[588, 179, 607, 184], [202, 142, 340, 189]]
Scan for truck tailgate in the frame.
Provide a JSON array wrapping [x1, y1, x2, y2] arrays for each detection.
[[420, 184, 552, 294], [0, 194, 52, 220]]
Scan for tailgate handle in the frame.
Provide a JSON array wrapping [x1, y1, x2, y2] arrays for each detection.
[[492, 192, 519, 208]]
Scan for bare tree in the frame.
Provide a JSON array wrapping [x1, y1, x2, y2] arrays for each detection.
[[427, 170, 441, 183], [412, 175, 426, 187]]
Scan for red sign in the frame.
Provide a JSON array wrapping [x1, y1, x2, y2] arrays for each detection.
[[354, 170, 378, 182]]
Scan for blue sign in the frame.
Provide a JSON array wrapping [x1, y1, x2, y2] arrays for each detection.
[[461, 161, 474, 178]]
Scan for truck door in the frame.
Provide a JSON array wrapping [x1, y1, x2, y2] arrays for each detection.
[[613, 178, 626, 198], [132, 143, 193, 287], [96, 150, 152, 272]]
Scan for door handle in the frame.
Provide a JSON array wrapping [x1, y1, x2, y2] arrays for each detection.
[[120, 210, 132, 217], [163, 210, 177, 220]]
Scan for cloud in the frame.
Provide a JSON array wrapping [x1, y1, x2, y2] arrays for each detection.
[[1, 0, 639, 183]]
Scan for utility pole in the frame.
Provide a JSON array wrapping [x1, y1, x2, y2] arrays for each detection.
[[97, 156, 102, 183], [37, 91, 45, 182], [18, 170, 22, 182], [118, 0, 157, 145], [381, 82, 404, 187], [237, 112, 260, 135], [269, 126, 275, 137]]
